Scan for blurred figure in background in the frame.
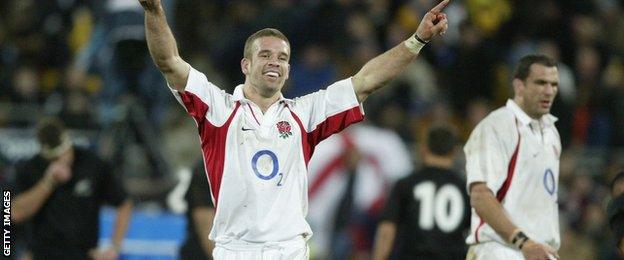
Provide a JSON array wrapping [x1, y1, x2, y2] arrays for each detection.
[[373, 124, 469, 260], [465, 55, 561, 259], [306, 124, 413, 259], [68, 0, 176, 127], [11, 117, 132, 260], [179, 161, 215, 260], [608, 171, 624, 254]]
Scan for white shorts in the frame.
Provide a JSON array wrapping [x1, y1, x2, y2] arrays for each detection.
[[213, 236, 309, 260], [466, 242, 523, 260]]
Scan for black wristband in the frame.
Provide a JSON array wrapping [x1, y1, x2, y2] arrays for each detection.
[[518, 237, 529, 250], [414, 34, 429, 44], [511, 231, 529, 249]]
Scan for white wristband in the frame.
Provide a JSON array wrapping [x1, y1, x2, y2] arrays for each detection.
[[404, 33, 427, 54]]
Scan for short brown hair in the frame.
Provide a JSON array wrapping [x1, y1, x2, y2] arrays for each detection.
[[426, 124, 458, 156], [513, 54, 557, 81], [243, 28, 290, 59]]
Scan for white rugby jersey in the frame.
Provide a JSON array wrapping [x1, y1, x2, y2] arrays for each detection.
[[464, 99, 561, 249], [169, 66, 364, 244]]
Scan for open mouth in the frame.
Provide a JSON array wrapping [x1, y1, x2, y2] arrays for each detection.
[[263, 71, 280, 79], [540, 100, 551, 108]]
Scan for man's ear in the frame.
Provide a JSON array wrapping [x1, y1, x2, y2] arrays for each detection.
[[241, 58, 250, 75], [512, 78, 524, 96]]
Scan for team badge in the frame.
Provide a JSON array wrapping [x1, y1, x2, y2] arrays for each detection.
[[276, 121, 292, 139]]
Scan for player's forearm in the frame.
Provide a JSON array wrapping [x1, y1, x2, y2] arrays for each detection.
[[144, 6, 181, 71], [372, 221, 397, 260], [352, 43, 417, 102], [470, 183, 518, 242], [143, 3, 189, 89], [193, 208, 216, 255], [12, 177, 57, 223], [111, 200, 133, 251]]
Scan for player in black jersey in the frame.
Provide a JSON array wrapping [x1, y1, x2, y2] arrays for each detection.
[[373, 124, 470, 260]]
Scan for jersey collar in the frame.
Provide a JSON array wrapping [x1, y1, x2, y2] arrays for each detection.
[[232, 84, 294, 106], [506, 99, 558, 126]]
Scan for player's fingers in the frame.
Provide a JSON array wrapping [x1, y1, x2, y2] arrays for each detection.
[[423, 11, 437, 23], [435, 13, 447, 21], [432, 18, 448, 35], [546, 246, 559, 259], [430, 0, 450, 14]]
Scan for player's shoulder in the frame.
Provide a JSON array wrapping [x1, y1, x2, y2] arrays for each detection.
[[472, 106, 517, 133], [482, 106, 515, 126]]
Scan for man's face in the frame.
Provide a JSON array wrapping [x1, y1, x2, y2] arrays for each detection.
[[515, 64, 559, 119], [242, 36, 290, 96]]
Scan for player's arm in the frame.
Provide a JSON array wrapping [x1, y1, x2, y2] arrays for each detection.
[[192, 207, 216, 256], [111, 200, 133, 252], [89, 200, 133, 259], [470, 183, 559, 260], [351, 0, 449, 103], [12, 175, 57, 223], [140, 0, 190, 91], [372, 221, 397, 260], [13, 156, 72, 223]]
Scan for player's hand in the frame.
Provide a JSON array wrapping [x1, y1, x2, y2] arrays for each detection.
[[89, 247, 119, 260], [138, 0, 162, 12], [415, 0, 450, 42], [521, 239, 559, 260], [44, 162, 71, 186], [44, 152, 73, 186]]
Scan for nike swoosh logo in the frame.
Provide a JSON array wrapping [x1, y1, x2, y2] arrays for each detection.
[[241, 127, 254, 131]]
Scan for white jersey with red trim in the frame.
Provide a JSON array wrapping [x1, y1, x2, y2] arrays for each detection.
[[464, 99, 561, 249], [169, 66, 364, 244]]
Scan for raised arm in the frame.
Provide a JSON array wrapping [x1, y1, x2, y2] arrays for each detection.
[[140, 0, 190, 90], [352, 0, 449, 102]]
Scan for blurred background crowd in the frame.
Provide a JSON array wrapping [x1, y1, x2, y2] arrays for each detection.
[[1, 0, 623, 259]]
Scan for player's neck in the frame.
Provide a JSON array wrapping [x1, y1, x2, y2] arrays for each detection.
[[423, 154, 453, 169], [513, 97, 541, 120], [243, 84, 281, 113]]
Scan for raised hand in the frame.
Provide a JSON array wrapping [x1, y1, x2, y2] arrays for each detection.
[[415, 0, 450, 42], [138, 0, 162, 12]]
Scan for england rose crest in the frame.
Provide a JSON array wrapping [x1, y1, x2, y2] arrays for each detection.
[[276, 121, 292, 139]]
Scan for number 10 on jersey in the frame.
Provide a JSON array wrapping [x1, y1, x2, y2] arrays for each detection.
[[413, 181, 464, 233]]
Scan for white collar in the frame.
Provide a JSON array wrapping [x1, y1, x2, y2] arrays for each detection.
[[506, 99, 558, 126], [232, 85, 294, 106]]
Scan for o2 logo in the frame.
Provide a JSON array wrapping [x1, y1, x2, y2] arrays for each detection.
[[251, 150, 284, 186], [543, 169, 556, 195]]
